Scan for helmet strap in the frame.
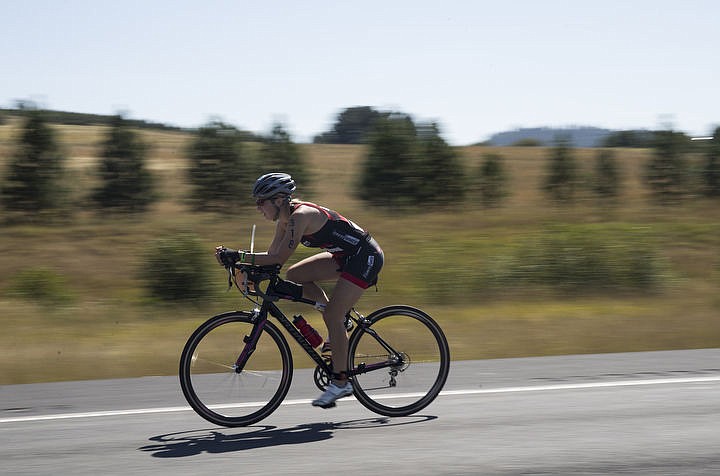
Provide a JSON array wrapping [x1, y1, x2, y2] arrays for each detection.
[[271, 195, 291, 222]]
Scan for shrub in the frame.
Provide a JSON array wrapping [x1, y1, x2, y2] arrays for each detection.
[[5, 267, 75, 304], [140, 233, 213, 302], [417, 225, 665, 301], [512, 225, 663, 292]]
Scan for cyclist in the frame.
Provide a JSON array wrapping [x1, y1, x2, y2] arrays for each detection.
[[216, 172, 384, 408]]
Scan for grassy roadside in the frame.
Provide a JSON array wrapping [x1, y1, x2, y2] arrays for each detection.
[[1, 122, 719, 384], [3, 289, 717, 384]]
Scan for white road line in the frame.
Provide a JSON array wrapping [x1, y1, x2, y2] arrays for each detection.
[[439, 375, 720, 396], [1, 375, 718, 424]]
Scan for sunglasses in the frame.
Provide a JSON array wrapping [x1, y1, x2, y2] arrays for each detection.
[[255, 196, 278, 206]]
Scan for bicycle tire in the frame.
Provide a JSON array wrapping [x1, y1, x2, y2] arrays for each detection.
[[348, 305, 450, 417], [179, 311, 293, 427]]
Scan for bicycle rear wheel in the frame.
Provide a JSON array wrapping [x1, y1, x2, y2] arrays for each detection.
[[348, 305, 450, 417], [179, 311, 292, 427]]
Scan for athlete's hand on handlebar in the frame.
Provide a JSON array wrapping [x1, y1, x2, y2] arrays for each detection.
[[215, 245, 258, 294], [215, 246, 241, 268]]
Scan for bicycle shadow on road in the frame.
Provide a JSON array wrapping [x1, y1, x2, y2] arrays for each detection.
[[139, 415, 436, 458]]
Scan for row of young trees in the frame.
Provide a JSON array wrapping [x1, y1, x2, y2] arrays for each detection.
[[360, 117, 720, 208], [0, 112, 308, 217], [1, 111, 719, 221], [542, 130, 720, 204], [0, 112, 158, 215]]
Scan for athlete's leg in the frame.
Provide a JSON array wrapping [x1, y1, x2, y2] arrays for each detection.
[[323, 278, 365, 382], [310, 277, 366, 408], [286, 252, 338, 305], [288, 253, 365, 376]]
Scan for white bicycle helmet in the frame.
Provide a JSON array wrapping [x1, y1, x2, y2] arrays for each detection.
[[252, 172, 296, 199]]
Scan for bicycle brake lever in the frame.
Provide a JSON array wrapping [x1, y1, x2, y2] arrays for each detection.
[[226, 267, 234, 291]]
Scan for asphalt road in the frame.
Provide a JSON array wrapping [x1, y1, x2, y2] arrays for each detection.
[[2, 348, 719, 475]]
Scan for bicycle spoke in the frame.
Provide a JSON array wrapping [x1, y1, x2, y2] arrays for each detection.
[[191, 352, 236, 371], [180, 312, 292, 427]]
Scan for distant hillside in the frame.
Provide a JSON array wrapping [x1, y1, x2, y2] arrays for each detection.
[[0, 107, 263, 141], [0, 107, 187, 131], [487, 126, 613, 147]]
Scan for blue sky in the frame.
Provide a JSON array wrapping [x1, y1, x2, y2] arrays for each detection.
[[1, 1, 718, 144]]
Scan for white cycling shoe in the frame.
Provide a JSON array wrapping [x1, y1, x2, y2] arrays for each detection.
[[311, 381, 354, 408]]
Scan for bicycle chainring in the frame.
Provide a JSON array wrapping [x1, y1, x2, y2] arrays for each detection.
[[313, 364, 331, 391]]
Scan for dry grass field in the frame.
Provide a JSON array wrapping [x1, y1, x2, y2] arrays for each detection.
[[1, 118, 718, 384]]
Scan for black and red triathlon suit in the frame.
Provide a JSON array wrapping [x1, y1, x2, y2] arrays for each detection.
[[292, 201, 384, 289]]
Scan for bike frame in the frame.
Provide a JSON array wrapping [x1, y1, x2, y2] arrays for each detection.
[[231, 269, 405, 380]]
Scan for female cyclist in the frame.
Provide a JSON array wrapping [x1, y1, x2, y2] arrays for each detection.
[[216, 172, 384, 408]]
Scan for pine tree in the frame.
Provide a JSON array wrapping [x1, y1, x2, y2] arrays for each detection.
[[416, 123, 466, 205], [701, 127, 720, 197], [645, 130, 689, 203], [256, 124, 310, 195], [358, 117, 466, 209], [1, 111, 66, 214], [478, 153, 509, 207], [92, 115, 156, 212], [186, 121, 253, 210], [543, 136, 578, 203], [593, 149, 621, 201], [358, 115, 418, 208]]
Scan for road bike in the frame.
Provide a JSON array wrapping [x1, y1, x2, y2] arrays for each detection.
[[180, 262, 450, 427]]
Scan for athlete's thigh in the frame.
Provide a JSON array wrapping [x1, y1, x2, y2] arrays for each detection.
[[286, 252, 340, 283]]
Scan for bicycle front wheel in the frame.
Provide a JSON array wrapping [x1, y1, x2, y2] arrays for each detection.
[[348, 305, 450, 417], [179, 311, 292, 427]]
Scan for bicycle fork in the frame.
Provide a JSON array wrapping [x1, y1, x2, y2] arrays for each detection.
[[234, 310, 266, 373]]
